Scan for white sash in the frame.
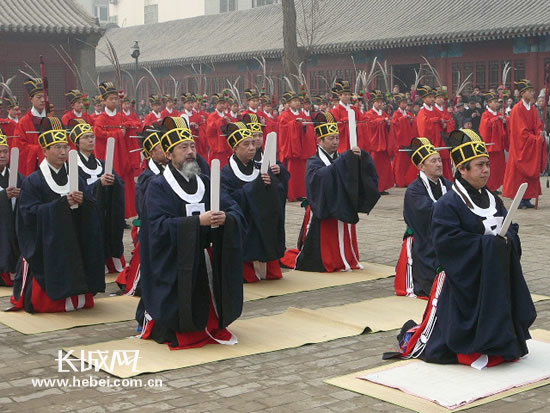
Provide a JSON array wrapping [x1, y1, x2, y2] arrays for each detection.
[[39, 159, 69, 195], [419, 171, 447, 203], [163, 166, 205, 204], [229, 156, 259, 182], [77, 154, 103, 185]]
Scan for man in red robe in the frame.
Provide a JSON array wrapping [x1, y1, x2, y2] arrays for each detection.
[[301, 95, 318, 159], [160, 95, 179, 118], [278, 91, 311, 201], [61, 89, 92, 126], [194, 95, 210, 157], [89, 95, 103, 126], [391, 93, 418, 187], [330, 79, 362, 152], [433, 87, 455, 179], [416, 85, 450, 180], [479, 92, 508, 193], [180, 92, 206, 158], [242, 88, 264, 118], [503, 79, 546, 208], [260, 94, 278, 136], [206, 93, 231, 167], [93, 81, 137, 218], [0, 96, 19, 148], [14, 78, 47, 176], [143, 95, 163, 128], [365, 90, 394, 193]]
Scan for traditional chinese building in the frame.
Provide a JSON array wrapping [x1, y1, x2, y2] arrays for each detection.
[[96, 0, 550, 101], [0, 0, 103, 114]]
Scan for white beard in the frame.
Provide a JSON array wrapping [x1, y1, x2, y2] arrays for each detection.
[[180, 159, 200, 180]]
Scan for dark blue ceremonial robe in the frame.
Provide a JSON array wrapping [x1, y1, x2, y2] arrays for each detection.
[[140, 163, 245, 335], [77, 152, 125, 261], [293, 147, 380, 272], [14, 162, 105, 311], [422, 179, 536, 363], [0, 168, 23, 277], [221, 154, 289, 262], [403, 174, 453, 297]]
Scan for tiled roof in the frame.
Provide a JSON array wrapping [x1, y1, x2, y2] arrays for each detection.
[[0, 0, 102, 34], [97, 0, 550, 69]]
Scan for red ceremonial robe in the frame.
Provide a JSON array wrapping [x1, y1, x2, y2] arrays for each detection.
[[364, 108, 394, 191], [61, 110, 93, 127], [434, 104, 454, 180], [182, 109, 208, 158], [143, 111, 163, 129], [301, 109, 319, 159], [331, 102, 363, 152], [89, 111, 103, 126], [160, 107, 180, 119], [503, 100, 546, 199], [14, 110, 45, 176], [391, 108, 418, 187], [278, 108, 308, 201], [417, 104, 453, 179], [263, 111, 278, 137], [206, 111, 231, 167], [479, 108, 508, 192], [93, 109, 137, 218], [0, 118, 17, 148]]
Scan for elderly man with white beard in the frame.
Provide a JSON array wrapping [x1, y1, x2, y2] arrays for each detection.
[[138, 116, 246, 349]]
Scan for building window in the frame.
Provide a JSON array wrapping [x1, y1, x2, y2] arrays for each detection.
[[109, 15, 118, 24], [95, 5, 109, 22], [475, 62, 486, 90], [513, 60, 525, 85], [254, 0, 279, 7], [144, 4, 158, 25], [220, 0, 237, 13]]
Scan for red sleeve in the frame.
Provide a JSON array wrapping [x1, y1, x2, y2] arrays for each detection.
[[510, 106, 545, 176]]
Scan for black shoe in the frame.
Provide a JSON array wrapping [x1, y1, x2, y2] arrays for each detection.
[[524, 199, 535, 209], [124, 222, 131, 229], [494, 190, 502, 195], [379, 191, 389, 195]]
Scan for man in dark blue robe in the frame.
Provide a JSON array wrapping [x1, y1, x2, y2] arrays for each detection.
[[0, 129, 22, 286], [139, 116, 246, 349], [68, 119, 126, 274], [12, 117, 105, 313], [388, 129, 536, 369], [221, 121, 290, 282], [395, 138, 453, 298], [282, 111, 380, 272]]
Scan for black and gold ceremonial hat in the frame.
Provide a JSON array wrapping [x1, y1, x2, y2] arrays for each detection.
[[514, 79, 534, 93], [38, 117, 68, 149], [24, 77, 43, 97], [211, 93, 222, 105], [394, 93, 407, 103], [0, 126, 7, 147], [91, 95, 102, 105], [416, 85, 436, 99], [283, 90, 302, 102], [68, 119, 93, 144], [434, 86, 448, 99], [223, 122, 253, 150], [160, 116, 193, 152], [483, 91, 499, 102], [313, 95, 328, 106], [242, 113, 263, 134], [313, 111, 339, 139], [180, 92, 196, 103], [99, 82, 117, 99], [162, 94, 175, 103], [260, 93, 272, 105], [65, 89, 83, 104], [149, 94, 162, 106], [445, 128, 489, 167], [141, 127, 162, 159], [370, 89, 385, 102], [244, 88, 260, 101], [333, 79, 351, 95], [3, 95, 19, 108], [409, 137, 438, 168]]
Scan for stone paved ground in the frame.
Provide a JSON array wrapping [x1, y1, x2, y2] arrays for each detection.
[[1, 180, 549, 412]]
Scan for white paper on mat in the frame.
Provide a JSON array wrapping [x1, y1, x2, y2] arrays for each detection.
[[361, 340, 550, 409]]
